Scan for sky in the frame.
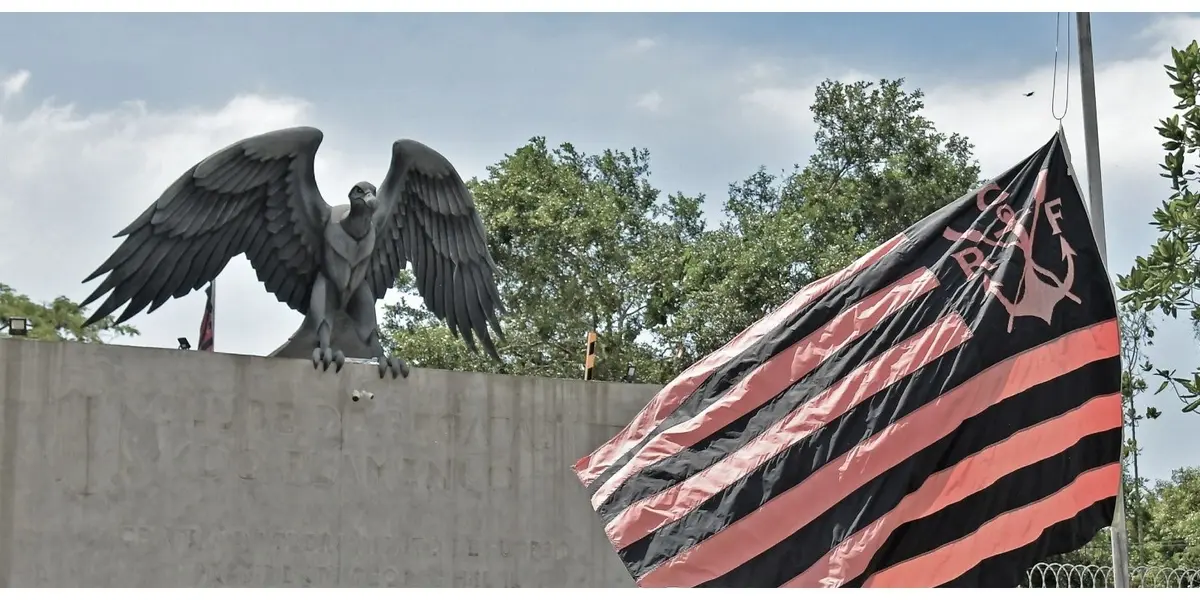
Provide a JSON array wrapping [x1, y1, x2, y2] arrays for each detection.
[[0, 12, 1197, 483]]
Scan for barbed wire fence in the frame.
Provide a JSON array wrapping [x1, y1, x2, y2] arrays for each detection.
[[1024, 563, 1200, 588]]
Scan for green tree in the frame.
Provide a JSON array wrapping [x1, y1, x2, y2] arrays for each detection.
[[382, 138, 703, 383], [1142, 467, 1200, 569], [0, 282, 138, 343], [660, 78, 980, 361], [1120, 309, 1159, 563], [795, 78, 980, 271], [1117, 40, 1200, 416]]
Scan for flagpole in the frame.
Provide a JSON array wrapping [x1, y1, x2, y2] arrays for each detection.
[[1076, 11, 1131, 588]]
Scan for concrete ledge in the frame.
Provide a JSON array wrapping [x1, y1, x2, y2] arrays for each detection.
[[0, 338, 655, 587]]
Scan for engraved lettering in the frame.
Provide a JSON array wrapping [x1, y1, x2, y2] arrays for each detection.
[[425, 456, 447, 492], [456, 414, 484, 448], [457, 457, 486, 496], [275, 401, 295, 434], [310, 448, 338, 488], [247, 400, 268, 432], [381, 567, 400, 587], [367, 453, 389, 491], [200, 444, 227, 478], [234, 448, 260, 480], [285, 450, 306, 484], [489, 463, 512, 490], [167, 527, 197, 553], [315, 405, 340, 434]]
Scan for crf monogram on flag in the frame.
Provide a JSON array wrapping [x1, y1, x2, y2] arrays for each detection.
[[574, 131, 1123, 588]]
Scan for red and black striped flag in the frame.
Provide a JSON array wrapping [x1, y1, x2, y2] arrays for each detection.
[[198, 282, 215, 352], [574, 131, 1122, 588]]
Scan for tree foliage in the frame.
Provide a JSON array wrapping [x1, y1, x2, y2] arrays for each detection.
[[384, 78, 980, 382], [383, 138, 703, 383], [0, 282, 138, 343], [659, 79, 979, 358], [1118, 40, 1200, 416]]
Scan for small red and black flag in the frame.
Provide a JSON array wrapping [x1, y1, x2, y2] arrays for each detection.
[[574, 131, 1122, 588], [198, 282, 215, 352]]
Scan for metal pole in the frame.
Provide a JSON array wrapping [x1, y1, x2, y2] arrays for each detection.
[[1076, 11, 1131, 588], [1129, 398, 1144, 562]]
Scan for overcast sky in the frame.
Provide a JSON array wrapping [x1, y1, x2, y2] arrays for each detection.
[[0, 12, 1197, 482]]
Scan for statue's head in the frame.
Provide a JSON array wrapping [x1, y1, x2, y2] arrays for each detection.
[[349, 181, 377, 207]]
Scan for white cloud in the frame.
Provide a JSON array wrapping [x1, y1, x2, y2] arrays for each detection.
[[635, 90, 664, 112], [2, 69, 30, 102], [631, 37, 657, 52], [743, 61, 783, 81], [0, 78, 406, 358], [740, 85, 819, 133]]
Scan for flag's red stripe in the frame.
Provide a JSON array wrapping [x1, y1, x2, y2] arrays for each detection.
[[573, 233, 908, 487], [863, 463, 1121, 588], [609, 312, 971, 551], [635, 319, 1118, 588], [785, 392, 1122, 588], [590, 268, 939, 510]]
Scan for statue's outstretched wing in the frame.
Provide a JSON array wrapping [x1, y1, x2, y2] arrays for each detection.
[[369, 139, 506, 360], [81, 126, 332, 326]]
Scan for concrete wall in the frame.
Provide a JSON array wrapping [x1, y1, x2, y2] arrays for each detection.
[[0, 338, 658, 587]]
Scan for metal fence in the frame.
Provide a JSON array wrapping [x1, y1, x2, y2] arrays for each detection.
[[1024, 563, 1200, 588]]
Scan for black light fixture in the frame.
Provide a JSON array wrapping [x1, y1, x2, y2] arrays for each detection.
[[623, 362, 636, 383], [177, 337, 191, 351], [1, 316, 29, 336]]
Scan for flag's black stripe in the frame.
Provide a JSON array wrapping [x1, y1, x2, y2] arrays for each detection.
[[945, 498, 1117, 588], [839, 440, 1118, 588], [583, 239, 921, 495], [619, 355, 1119, 583]]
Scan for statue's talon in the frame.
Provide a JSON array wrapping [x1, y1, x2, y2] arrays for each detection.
[[312, 347, 337, 372], [375, 357, 410, 379], [334, 350, 346, 373], [392, 357, 410, 379]]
